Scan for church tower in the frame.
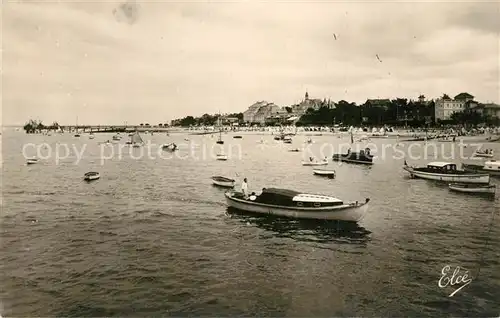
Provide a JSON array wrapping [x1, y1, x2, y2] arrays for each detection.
[[305, 91, 309, 101]]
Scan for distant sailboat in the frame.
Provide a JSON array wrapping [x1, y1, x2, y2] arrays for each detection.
[[74, 116, 80, 137], [216, 113, 224, 144], [131, 131, 144, 147]]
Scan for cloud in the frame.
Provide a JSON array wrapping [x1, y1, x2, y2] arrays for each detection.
[[2, 1, 499, 125]]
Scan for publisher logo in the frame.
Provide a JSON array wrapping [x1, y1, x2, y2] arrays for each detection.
[[438, 265, 472, 297]]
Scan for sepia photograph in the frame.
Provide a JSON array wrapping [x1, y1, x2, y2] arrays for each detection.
[[1, 0, 499, 316]]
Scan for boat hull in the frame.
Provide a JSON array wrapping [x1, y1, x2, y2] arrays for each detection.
[[448, 184, 495, 194], [225, 193, 369, 222], [473, 153, 494, 158], [302, 161, 328, 166], [212, 180, 234, 187], [313, 169, 336, 177], [404, 166, 490, 184]]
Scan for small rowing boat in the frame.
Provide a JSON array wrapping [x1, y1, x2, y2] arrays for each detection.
[[26, 158, 39, 165], [448, 183, 496, 195], [84, 172, 100, 181], [302, 158, 328, 166], [216, 154, 228, 161], [313, 169, 336, 178], [211, 176, 235, 188]]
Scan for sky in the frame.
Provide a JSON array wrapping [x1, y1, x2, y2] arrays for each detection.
[[2, 0, 499, 125]]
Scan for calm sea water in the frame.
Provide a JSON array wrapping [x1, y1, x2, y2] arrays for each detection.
[[1, 130, 499, 317]]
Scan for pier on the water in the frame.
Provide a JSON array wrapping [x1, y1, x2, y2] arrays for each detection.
[[60, 126, 173, 133]]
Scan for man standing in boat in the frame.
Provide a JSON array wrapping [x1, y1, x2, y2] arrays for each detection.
[[241, 178, 248, 198]]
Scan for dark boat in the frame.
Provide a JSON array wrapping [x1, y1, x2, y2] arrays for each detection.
[[233, 136, 243, 139], [84, 171, 100, 181], [332, 148, 374, 165], [225, 188, 370, 222]]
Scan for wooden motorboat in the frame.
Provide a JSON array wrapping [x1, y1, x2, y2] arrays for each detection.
[[211, 176, 235, 188], [473, 149, 494, 158], [26, 158, 39, 165], [448, 183, 496, 195], [302, 158, 328, 166], [216, 154, 228, 161], [462, 160, 500, 176], [84, 172, 100, 181], [224, 188, 370, 222], [161, 143, 178, 151], [403, 161, 490, 184], [332, 148, 374, 165], [313, 169, 336, 178]]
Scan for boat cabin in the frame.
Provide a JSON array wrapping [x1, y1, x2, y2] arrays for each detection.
[[426, 162, 458, 172], [238, 188, 344, 208]]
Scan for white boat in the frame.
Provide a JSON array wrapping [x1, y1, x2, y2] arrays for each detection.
[[112, 134, 121, 141], [225, 188, 370, 222], [216, 154, 228, 161], [302, 158, 328, 166], [130, 132, 144, 147], [313, 169, 336, 178], [403, 161, 490, 184], [84, 171, 100, 181], [283, 136, 292, 143], [462, 160, 500, 176], [211, 176, 235, 188], [473, 149, 494, 158], [89, 134, 95, 139], [448, 183, 496, 195], [26, 158, 39, 165]]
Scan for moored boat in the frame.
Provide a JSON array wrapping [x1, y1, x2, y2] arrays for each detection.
[[161, 143, 178, 151], [283, 136, 292, 143], [233, 136, 243, 139], [403, 161, 490, 184], [448, 183, 496, 195], [216, 154, 228, 161], [473, 149, 494, 158], [302, 158, 328, 166], [224, 188, 370, 222], [289, 148, 300, 152], [26, 158, 39, 165], [313, 169, 336, 178], [211, 176, 235, 188], [332, 148, 374, 165], [84, 171, 100, 181], [462, 160, 500, 176]]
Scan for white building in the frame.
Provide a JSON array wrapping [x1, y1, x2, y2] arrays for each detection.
[[434, 92, 474, 121]]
